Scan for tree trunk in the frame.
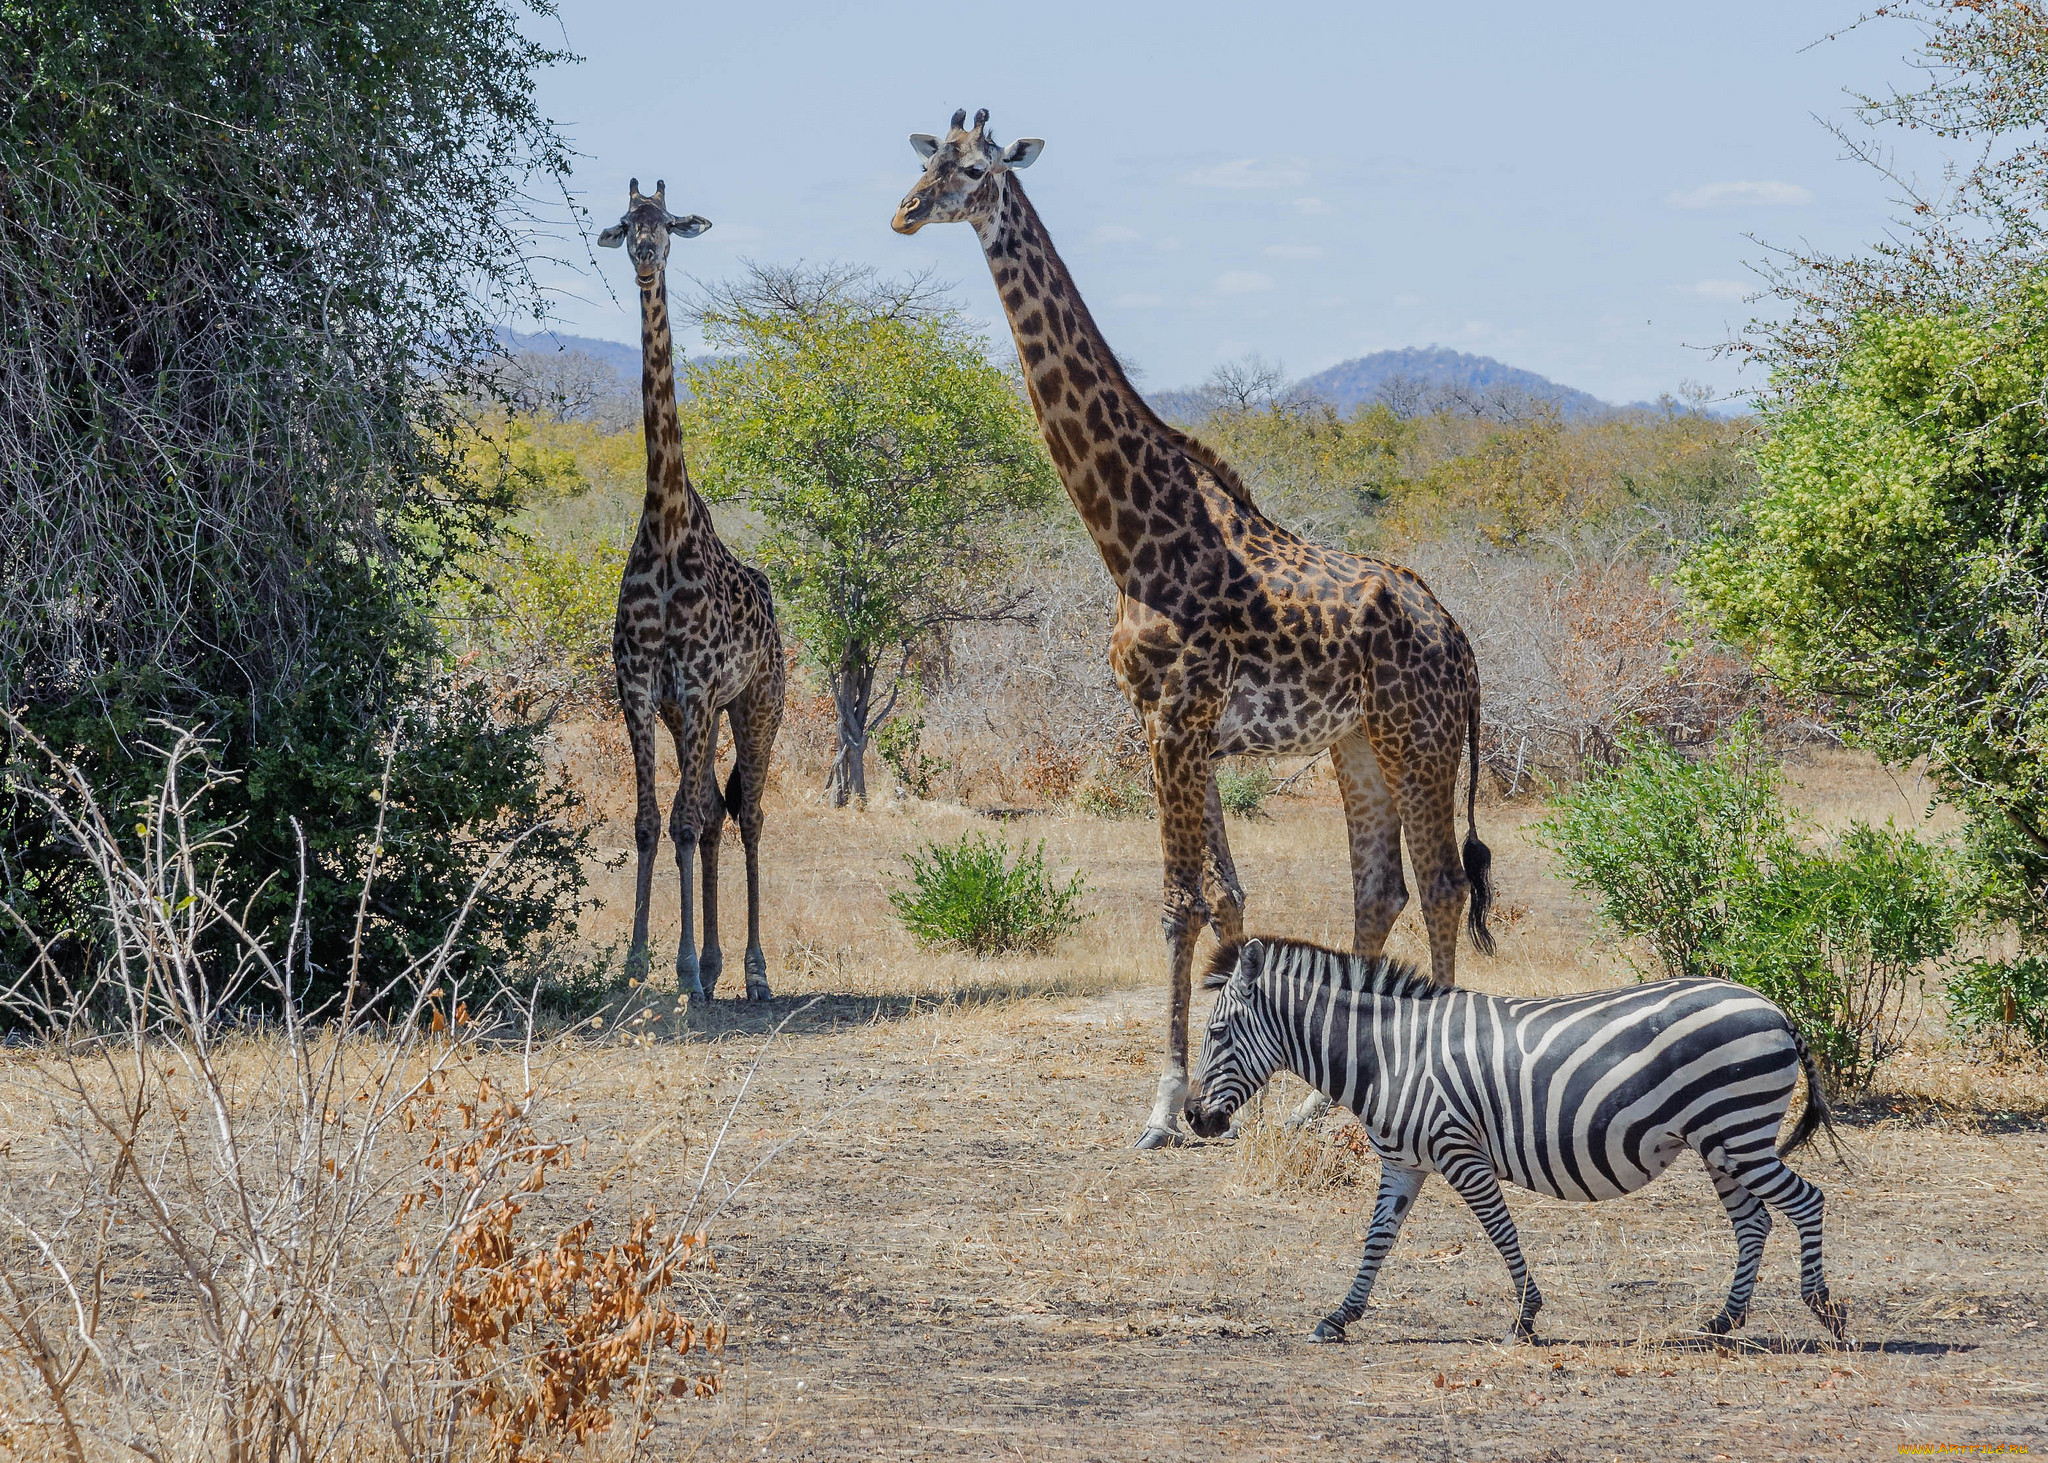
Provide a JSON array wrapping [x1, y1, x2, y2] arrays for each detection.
[[826, 641, 874, 808]]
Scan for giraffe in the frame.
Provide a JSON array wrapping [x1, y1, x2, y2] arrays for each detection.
[[892, 112, 1495, 1147], [600, 178, 783, 1002]]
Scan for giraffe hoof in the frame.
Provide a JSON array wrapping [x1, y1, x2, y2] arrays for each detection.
[[623, 946, 652, 984], [1310, 1318, 1348, 1344], [1133, 1125, 1187, 1151], [698, 955, 724, 999], [744, 950, 772, 1001]]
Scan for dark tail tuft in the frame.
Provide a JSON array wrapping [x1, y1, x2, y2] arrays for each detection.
[[1463, 703, 1497, 957], [722, 763, 745, 823], [1778, 1027, 1843, 1160]]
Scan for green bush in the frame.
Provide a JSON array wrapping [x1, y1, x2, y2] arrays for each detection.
[[889, 834, 1089, 955], [1538, 720, 1961, 1091], [876, 715, 951, 800], [1217, 765, 1278, 818], [1535, 717, 1792, 983], [1945, 956, 2048, 1057]]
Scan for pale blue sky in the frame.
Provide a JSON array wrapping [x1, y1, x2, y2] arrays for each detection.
[[519, 1, 1946, 405]]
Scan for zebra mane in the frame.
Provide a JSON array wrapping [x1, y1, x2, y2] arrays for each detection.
[[1201, 938, 1447, 1001]]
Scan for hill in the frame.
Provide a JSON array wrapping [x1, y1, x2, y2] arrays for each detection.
[[500, 328, 641, 384], [1294, 347, 1612, 419]]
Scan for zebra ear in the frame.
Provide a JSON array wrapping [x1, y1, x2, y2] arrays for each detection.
[[1230, 939, 1264, 998]]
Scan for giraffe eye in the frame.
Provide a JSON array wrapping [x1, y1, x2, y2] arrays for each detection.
[[962, 164, 987, 180]]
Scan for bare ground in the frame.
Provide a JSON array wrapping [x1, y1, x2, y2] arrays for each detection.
[[543, 744, 2048, 1461]]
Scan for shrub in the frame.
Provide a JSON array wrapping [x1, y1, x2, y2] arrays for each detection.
[[1535, 716, 1792, 983], [1539, 720, 1961, 1092], [1217, 765, 1278, 818], [1945, 956, 2048, 1058], [876, 714, 951, 799], [890, 833, 1089, 955]]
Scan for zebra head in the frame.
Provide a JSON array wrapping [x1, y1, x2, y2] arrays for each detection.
[[1186, 939, 1286, 1139]]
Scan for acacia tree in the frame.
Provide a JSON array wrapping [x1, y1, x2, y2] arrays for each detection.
[[686, 264, 1058, 805]]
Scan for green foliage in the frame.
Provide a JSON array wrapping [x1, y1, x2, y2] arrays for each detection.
[[889, 834, 1089, 956], [1536, 719, 1794, 984], [685, 263, 1059, 804], [1539, 721, 1960, 1091], [0, 0, 591, 1002], [875, 716, 950, 800], [1944, 955, 2048, 1057], [1217, 766, 1278, 818], [1683, 288, 2048, 973], [456, 532, 627, 709]]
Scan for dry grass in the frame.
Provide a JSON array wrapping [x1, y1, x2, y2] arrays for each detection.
[[9, 736, 2044, 1460]]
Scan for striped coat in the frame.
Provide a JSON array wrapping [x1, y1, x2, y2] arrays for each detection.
[[1185, 937, 1847, 1344]]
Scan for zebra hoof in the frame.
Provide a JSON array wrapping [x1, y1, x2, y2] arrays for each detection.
[[1133, 1125, 1186, 1151], [1703, 1307, 1747, 1337], [1506, 1319, 1539, 1345], [1311, 1318, 1347, 1343], [1805, 1289, 1848, 1341]]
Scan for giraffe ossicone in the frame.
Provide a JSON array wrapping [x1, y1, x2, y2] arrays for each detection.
[[893, 109, 1496, 1149], [606, 178, 784, 1006]]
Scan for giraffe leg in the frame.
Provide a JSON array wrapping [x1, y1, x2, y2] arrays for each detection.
[[1700, 1154, 1772, 1336], [663, 700, 718, 1002], [1394, 743, 1470, 988], [1202, 768, 1246, 946], [1136, 732, 1213, 1151], [1440, 1149, 1544, 1341], [729, 676, 781, 1001], [1314, 1163, 1426, 1341], [1285, 730, 1405, 1130], [1711, 1147, 1847, 1341], [695, 748, 725, 999], [620, 687, 663, 985]]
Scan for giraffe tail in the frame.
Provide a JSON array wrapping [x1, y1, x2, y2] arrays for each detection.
[[722, 763, 745, 824], [1462, 702, 1497, 957]]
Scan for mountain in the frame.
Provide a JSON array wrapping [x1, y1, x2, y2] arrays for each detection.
[[1293, 347, 1612, 419], [499, 328, 641, 384]]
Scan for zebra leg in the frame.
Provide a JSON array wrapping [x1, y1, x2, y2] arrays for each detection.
[[1702, 1156, 1772, 1335], [1721, 1152, 1847, 1341], [1441, 1151, 1544, 1341], [1313, 1164, 1426, 1342]]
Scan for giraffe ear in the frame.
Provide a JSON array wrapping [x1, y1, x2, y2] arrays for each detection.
[[597, 223, 626, 248], [666, 214, 711, 239], [1000, 137, 1044, 169], [909, 133, 940, 159]]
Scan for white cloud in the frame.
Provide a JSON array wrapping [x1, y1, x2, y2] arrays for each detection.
[[1182, 158, 1308, 190], [1090, 223, 1142, 245], [1687, 279, 1751, 301], [1292, 196, 1331, 215], [1215, 271, 1276, 295], [1666, 180, 1812, 209], [1113, 293, 1166, 309], [1263, 244, 1324, 259]]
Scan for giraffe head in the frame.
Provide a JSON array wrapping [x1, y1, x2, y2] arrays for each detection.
[[891, 109, 1043, 235], [598, 178, 711, 283]]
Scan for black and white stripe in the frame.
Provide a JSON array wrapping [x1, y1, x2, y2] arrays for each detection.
[[1185, 937, 1847, 1344]]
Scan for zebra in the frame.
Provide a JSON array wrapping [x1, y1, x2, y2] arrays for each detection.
[[1184, 936, 1848, 1345]]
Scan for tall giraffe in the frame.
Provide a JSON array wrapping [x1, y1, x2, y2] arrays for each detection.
[[601, 178, 782, 1002], [892, 113, 1494, 1146]]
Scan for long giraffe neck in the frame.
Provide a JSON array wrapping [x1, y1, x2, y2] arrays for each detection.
[[975, 180, 1211, 585], [637, 269, 703, 545]]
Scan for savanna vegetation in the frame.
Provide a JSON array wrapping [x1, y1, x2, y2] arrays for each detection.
[[6, 0, 2048, 1458]]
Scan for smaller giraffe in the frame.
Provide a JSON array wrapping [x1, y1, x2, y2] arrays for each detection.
[[602, 178, 783, 1001]]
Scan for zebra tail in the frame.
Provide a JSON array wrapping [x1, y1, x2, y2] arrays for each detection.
[[1462, 703, 1497, 958], [722, 763, 745, 823], [1778, 1027, 1843, 1160]]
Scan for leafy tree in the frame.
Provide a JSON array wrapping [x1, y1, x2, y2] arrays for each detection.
[[0, 0, 592, 1004], [686, 264, 1059, 805]]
